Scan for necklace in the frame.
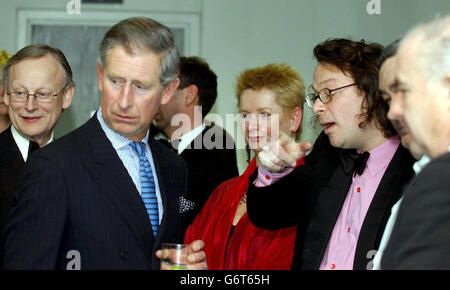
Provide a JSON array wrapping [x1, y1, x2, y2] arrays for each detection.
[[239, 193, 247, 205]]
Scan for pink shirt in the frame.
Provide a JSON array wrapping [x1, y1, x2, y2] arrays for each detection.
[[319, 136, 400, 270], [255, 136, 401, 270]]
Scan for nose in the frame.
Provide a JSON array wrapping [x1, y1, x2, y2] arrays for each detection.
[[387, 96, 403, 122], [246, 114, 259, 131], [312, 98, 326, 115], [118, 84, 133, 110], [25, 95, 39, 111]]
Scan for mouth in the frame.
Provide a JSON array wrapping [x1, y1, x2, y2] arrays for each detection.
[[320, 122, 336, 133], [114, 113, 136, 123], [22, 116, 42, 123], [248, 136, 260, 142], [393, 120, 408, 136]]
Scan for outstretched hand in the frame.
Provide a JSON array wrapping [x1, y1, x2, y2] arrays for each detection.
[[257, 132, 312, 172]]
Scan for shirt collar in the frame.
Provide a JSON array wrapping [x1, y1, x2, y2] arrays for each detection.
[[361, 135, 401, 177], [413, 155, 431, 175], [177, 124, 206, 154], [11, 125, 54, 162], [96, 108, 149, 150]]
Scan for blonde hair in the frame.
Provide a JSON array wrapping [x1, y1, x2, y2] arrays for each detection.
[[236, 63, 305, 139], [0, 50, 11, 67]]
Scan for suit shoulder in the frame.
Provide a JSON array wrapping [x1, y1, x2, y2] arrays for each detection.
[[412, 153, 450, 187], [40, 124, 88, 155]]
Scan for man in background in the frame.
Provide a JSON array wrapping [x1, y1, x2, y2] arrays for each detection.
[[154, 56, 238, 229], [0, 44, 74, 268], [381, 14, 450, 269]]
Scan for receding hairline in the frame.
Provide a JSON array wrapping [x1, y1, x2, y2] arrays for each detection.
[[7, 53, 67, 86]]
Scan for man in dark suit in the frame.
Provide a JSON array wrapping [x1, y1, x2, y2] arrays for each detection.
[[0, 44, 75, 268], [380, 15, 450, 269], [3, 17, 206, 270], [245, 38, 416, 270], [153, 56, 238, 230]]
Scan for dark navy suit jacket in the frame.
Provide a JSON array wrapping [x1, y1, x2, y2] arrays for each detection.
[[0, 126, 26, 269], [3, 116, 187, 269], [382, 152, 450, 269]]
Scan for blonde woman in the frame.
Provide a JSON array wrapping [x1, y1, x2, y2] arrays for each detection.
[[184, 63, 305, 269]]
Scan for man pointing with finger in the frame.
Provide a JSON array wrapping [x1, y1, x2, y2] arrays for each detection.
[[246, 38, 416, 270]]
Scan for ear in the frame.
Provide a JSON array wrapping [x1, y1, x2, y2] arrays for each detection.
[[290, 106, 303, 133], [96, 63, 104, 92], [184, 84, 199, 107], [3, 87, 10, 106], [62, 84, 75, 110], [444, 72, 450, 89], [160, 77, 180, 105]]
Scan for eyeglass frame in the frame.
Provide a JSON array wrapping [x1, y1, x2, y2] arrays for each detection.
[[6, 86, 67, 103], [305, 83, 357, 108]]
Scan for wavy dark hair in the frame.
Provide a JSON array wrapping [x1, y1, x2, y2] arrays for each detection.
[[313, 38, 396, 138]]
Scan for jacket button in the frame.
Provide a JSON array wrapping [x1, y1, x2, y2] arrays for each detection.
[[120, 251, 128, 260]]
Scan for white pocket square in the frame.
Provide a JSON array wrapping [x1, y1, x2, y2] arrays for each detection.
[[179, 196, 196, 213]]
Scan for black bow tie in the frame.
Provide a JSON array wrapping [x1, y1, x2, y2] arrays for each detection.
[[27, 141, 40, 160], [339, 150, 370, 176]]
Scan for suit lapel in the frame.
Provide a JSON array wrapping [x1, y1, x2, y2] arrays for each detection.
[[302, 155, 353, 269], [0, 127, 25, 201], [148, 138, 180, 247], [353, 145, 415, 269], [83, 116, 154, 253]]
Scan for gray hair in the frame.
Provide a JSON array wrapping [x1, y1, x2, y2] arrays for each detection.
[[3, 44, 74, 89], [402, 14, 450, 85], [98, 17, 179, 89], [379, 39, 401, 65]]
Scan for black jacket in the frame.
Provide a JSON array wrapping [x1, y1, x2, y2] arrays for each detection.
[[247, 132, 415, 270]]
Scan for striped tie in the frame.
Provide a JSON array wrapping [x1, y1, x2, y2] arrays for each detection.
[[130, 142, 159, 237]]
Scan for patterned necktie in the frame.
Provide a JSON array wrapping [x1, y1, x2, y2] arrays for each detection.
[[129, 142, 159, 237]]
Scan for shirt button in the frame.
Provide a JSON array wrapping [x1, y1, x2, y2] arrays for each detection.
[[120, 251, 128, 260], [348, 227, 351, 233], [265, 175, 271, 180], [356, 187, 361, 193], [330, 264, 336, 269]]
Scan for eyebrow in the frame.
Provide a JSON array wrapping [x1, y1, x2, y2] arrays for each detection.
[[312, 78, 337, 92], [239, 107, 273, 113], [10, 82, 52, 91], [107, 71, 152, 85], [389, 79, 400, 92]]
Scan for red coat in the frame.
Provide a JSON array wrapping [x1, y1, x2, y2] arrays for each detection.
[[184, 158, 303, 270]]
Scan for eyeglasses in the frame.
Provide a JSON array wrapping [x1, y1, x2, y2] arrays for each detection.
[[7, 86, 66, 103], [305, 83, 356, 108]]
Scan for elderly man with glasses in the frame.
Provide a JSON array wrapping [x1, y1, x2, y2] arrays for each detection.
[[0, 44, 74, 268], [245, 38, 416, 270]]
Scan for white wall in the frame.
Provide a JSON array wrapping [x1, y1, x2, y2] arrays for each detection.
[[1, 0, 449, 173]]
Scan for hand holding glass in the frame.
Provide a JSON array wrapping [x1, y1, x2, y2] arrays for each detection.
[[160, 243, 191, 270]]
